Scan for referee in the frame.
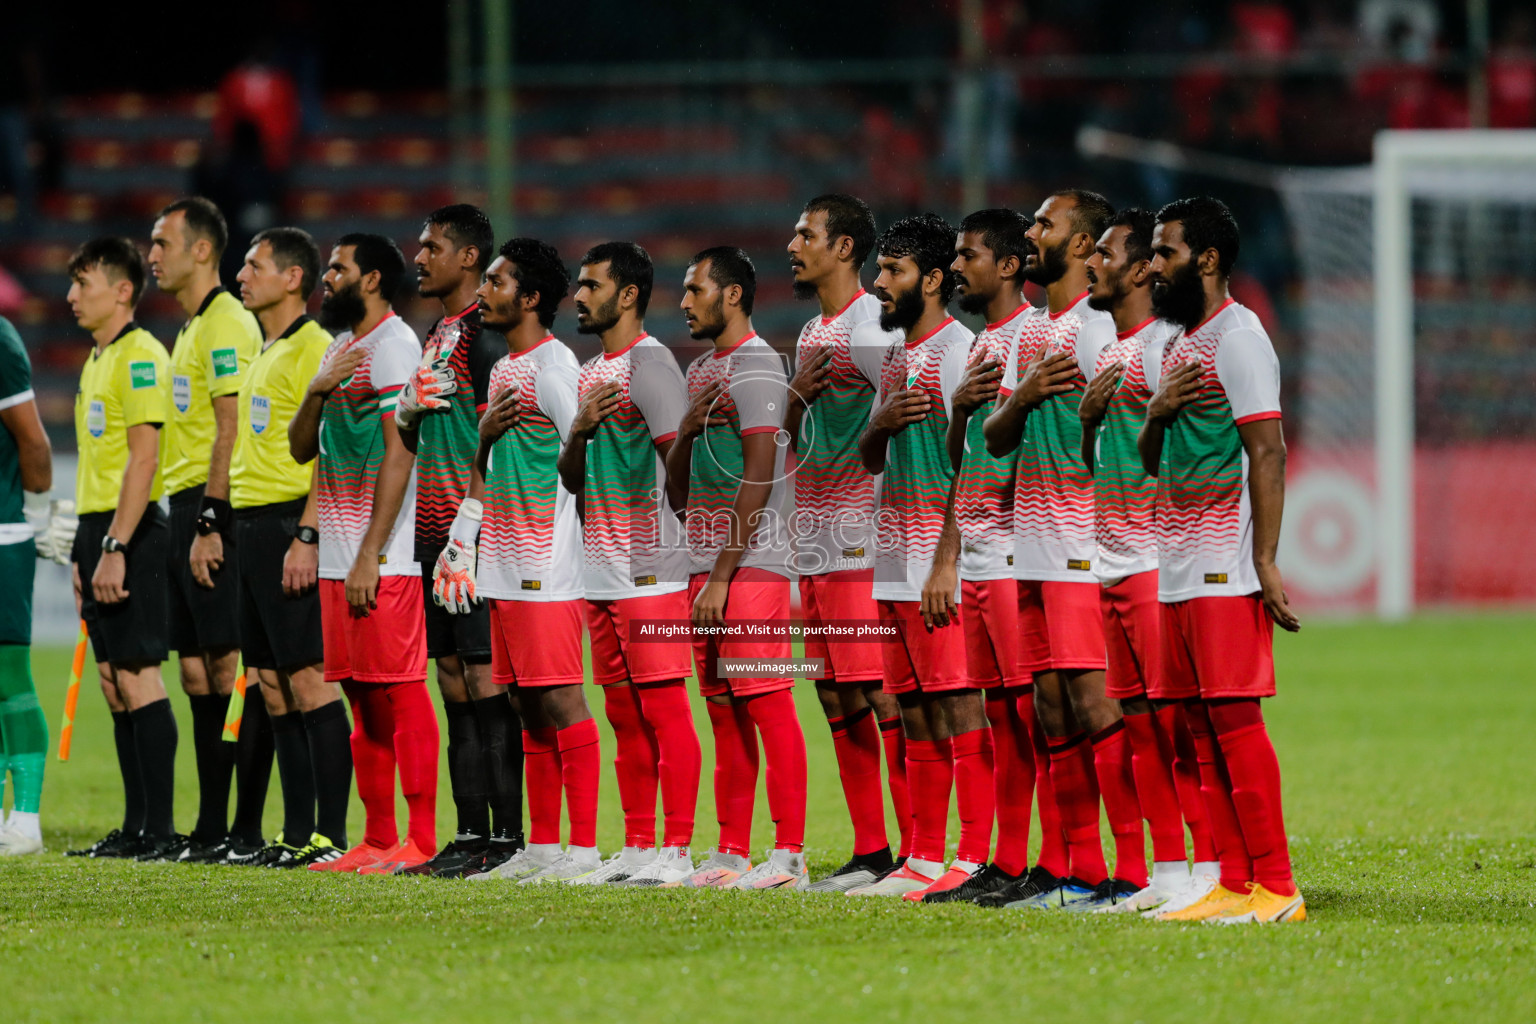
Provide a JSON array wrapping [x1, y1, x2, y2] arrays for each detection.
[[61, 237, 181, 861], [148, 197, 263, 862], [227, 227, 353, 869]]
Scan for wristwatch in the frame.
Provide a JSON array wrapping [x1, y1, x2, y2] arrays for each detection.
[[294, 526, 320, 545], [101, 535, 127, 554]]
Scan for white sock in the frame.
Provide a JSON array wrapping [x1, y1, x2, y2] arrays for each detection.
[[1151, 860, 1191, 890], [8, 811, 39, 839], [568, 844, 601, 865], [906, 856, 945, 879], [527, 842, 562, 858], [952, 859, 983, 875], [1190, 860, 1221, 885]]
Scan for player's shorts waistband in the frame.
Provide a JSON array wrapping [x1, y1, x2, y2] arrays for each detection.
[[168, 484, 207, 509], [79, 506, 160, 527], [234, 497, 309, 521]]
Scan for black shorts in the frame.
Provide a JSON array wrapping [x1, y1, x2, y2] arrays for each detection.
[[167, 485, 241, 655], [236, 498, 324, 673], [75, 506, 170, 667], [421, 563, 491, 663]]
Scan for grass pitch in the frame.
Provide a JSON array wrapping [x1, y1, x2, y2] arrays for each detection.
[[2, 614, 1534, 1022]]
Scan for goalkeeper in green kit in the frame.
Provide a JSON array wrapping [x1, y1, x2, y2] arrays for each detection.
[[0, 314, 74, 855]]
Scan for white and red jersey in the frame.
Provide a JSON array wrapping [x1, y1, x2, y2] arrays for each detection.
[[790, 290, 898, 576], [871, 317, 973, 603], [1153, 299, 1281, 603], [577, 333, 691, 601], [683, 333, 793, 578], [998, 292, 1115, 582], [315, 313, 421, 580], [1090, 317, 1179, 582], [955, 304, 1027, 582], [478, 336, 583, 602]]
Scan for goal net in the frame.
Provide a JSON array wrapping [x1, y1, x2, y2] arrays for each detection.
[[1277, 131, 1536, 617]]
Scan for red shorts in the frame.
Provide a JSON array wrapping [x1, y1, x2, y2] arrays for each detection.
[[961, 578, 1029, 688], [799, 568, 883, 685], [320, 576, 428, 684], [1101, 571, 1163, 700], [488, 599, 585, 688], [878, 600, 969, 695], [586, 590, 693, 687], [1160, 595, 1276, 700], [688, 568, 795, 699], [1017, 580, 1107, 675]]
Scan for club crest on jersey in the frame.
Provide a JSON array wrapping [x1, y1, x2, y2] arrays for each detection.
[[435, 324, 461, 362]]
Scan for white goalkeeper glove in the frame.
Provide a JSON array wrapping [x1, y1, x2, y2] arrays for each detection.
[[26, 492, 76, 566], [432, 497, 482, 614], [396, 344, 458, 430]]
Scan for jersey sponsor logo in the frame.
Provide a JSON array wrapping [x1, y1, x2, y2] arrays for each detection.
[[1007, 554, 1014, 565], [172, 372, 191, 411], [634, 574, 657, 587], [521, 580, 541, 591], [87, 400, 106, 437], [250, 394, 271, 434], [1067, 559, 1092, 571], [131, 362, 158, 390], [1205, 572, 1229, 584], [211, 348, 240, 378]]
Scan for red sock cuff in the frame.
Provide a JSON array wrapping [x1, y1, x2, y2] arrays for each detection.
[[557, 718, 600, 751], [1088, 720, 1126, 746], [1047, 732, 1089, 760], [878, 716, 902, 733], [523, 727, 558, 755], [951, 728, 988, 757], [1216, 721, 1267, 744], [828, 705, 872, 737], [906, 738, 944, 762]]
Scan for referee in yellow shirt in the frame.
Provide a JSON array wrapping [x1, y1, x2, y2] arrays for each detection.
[[62, 237, 182, 861], [227, 227, 355, 869], [148, 197, 262, 862]]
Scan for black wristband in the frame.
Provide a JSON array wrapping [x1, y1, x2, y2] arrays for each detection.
[[195, 496, 232, 537]]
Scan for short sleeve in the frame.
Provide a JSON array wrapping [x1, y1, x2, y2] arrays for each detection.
[[203, 308, 258, 398], [1213, 327, 1282, 424], [849, 319, 896, 387], [1074, 317, 1116, 382], [730, 350, 788, 436], [371, 324, 422, 417], [1142, 326, 1171, 394], [0, 318, 34, 411], [535, 361, 580, 444], [629, 346, 688, 445], [469, 325, 503, 412], [938, 338, 972, 422], [997, 330, 1021, 397], [121, 342, 170, 428]]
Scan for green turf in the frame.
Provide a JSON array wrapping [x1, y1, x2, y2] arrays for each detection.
[[2, 614, 1534, 1022]]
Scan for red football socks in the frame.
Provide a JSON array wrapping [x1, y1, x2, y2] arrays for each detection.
[[951, 726, 996, 866], [986, 693, 1035, 876], [602, 684, 659, 848], [344, 682, 398, 850], [635, 681, 701, 848], [1089, 721, 1148, 888], [1209, 699, 1295, 896], [1020, 690, 1069, 878], [1047, 732, 1108, 886], [828, 707, 887, 855], [745, 690, 807, 852], [880, 716, 913, 859], [707, 699, 757, 857], [523, 727, 562, 845], [904, 736, 952, 865], [556, 718, 600, 849], [1123, 709, 1188, 864], [1157, 701, 1216, 863], [387, 682, 440, 855], [1184, 699, 1254, 890]]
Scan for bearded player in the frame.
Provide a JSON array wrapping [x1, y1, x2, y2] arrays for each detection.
[[396, 205, 524, 878], [920, 208, 1069, 903], [1140, 197, 1303, 924], [1077, 207, 1216, 912], [553, 242, 700, 885], [664, 247, 808, 890], [849, 214, 981, 899], [784, 195, 911, 892], [436, 240, 603, 885], [981, 190, 1145, 910], [289, 234, 438, 875]]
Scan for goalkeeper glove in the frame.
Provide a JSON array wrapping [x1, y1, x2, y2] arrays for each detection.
[[432, 497, 482, 614]]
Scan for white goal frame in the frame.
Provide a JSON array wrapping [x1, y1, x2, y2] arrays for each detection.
[[1372, 130, 1536, 619]]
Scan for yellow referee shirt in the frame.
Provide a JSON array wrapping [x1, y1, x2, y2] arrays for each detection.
[[163, 286, 261, 496], [75, 322, 172, 515], [231, 315, 332, 509]]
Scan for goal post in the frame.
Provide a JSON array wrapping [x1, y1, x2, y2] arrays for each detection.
[[1372, 130, 1536, 620]]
